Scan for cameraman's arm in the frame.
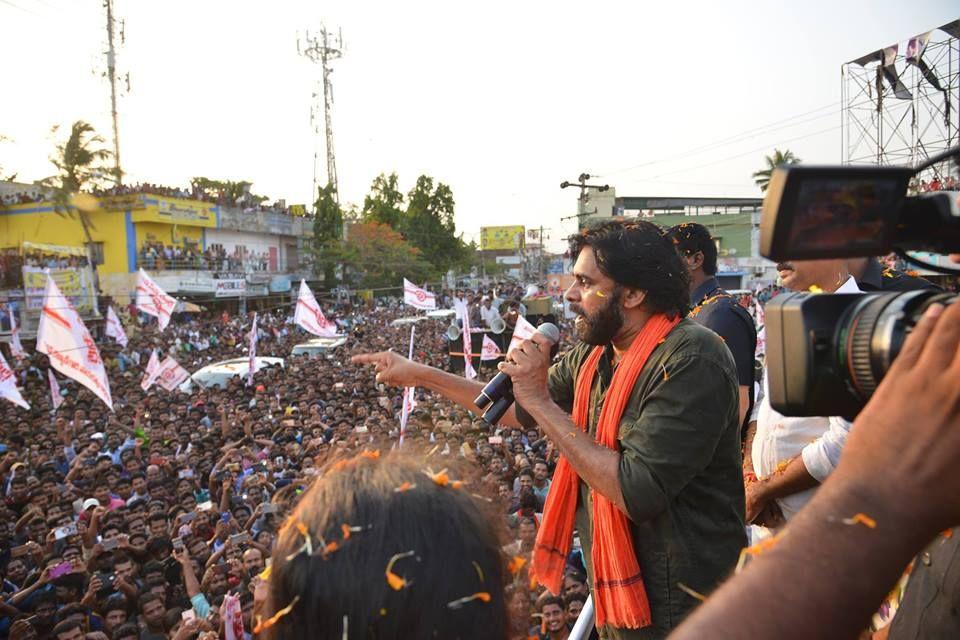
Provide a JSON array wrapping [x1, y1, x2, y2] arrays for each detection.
[[672, 301, 960, 640]]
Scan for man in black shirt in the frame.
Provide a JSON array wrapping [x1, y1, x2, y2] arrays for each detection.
[[668, 223, 757, 426]]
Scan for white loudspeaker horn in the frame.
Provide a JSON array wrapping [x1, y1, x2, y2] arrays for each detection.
[[489, 315, 506, 335], [446, 320, 462, 341]]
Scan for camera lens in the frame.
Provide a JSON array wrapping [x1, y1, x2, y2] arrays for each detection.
[[835, 290, 957, 400]]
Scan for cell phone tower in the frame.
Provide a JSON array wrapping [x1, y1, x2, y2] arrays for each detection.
[[298, 26, 344, 207]]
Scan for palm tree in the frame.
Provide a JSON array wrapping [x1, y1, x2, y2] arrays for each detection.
[[43, 121, 115, 294], [752, 149, 801, 192]]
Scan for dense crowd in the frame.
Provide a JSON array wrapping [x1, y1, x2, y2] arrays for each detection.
[[0, 289, 592, 640], [92, 185, 292, 216], [137, 244, 272, 274]]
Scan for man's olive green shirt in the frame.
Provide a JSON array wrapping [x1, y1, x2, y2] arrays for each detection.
[[545, 319, 746, 639]]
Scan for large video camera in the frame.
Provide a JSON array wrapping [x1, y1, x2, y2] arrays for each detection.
[[760, 153, 959, 418]]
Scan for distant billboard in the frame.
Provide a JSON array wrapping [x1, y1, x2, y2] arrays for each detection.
[[480, 226, 525, 251]]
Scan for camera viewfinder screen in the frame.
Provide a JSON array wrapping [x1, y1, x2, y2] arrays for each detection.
[[786, 177, 902, 253]]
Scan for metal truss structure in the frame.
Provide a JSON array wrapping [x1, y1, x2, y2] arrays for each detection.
[[842, 20, 959, 181]]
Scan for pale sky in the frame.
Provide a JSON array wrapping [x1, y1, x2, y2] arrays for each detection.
[[1, 0, 955, 251]]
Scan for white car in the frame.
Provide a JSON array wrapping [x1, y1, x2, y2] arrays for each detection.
[[291, 336, 348, 356], [179, 357, 285, 391]]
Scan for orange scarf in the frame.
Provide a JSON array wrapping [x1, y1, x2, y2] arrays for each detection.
[[532, 314, 679, 629]]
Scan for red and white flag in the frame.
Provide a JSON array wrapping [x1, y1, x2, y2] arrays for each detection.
[[9, 310, 26, 360], [105, 306, 128, 347], [136, 269, 176, 331], [754, 297, 766, 357], [0, 350, 29, 409], [403, 278, 437, 311], [222, 592, 245, 640], [481, 334, 502, 361], [48, 369, 63, 410], [37, 273, 113, 410], [399, 325, 417, 447], [140, 349, 161, 391], [453, 300, 476, 380], [246, 312, 258, 387], [507, 314, 537, 354], [156, 355, 190, 392], [294, 280, 338, 337]]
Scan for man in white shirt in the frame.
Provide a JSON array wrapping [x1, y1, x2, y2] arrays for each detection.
[[744, 258, 860, 530], [478, 297, 501, 328]]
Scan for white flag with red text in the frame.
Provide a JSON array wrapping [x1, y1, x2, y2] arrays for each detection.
[[105, 306, 129, 347], [481, 334, 502, 361], [246, 313, 258, 387], [48, 369, 63, 410], [294, 280, 338, 337], [453, 300, 476, 379], [0, 350, 29, 409], [399, 325, 417, 447], [141, 349, 162, 391], [156, 355, 190, 392], [37, 274, 113, 410], [136, 269, 177, 331], [507, 314, 537, 354], [9, 310, 26, 359], [403, 278, 437, 310]]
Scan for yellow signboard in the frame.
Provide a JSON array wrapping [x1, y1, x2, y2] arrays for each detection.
[[480, 225, 525, 251], [288, 204, 307, 217], [131, 196, 217, 228], [22, 267, 95, 312]]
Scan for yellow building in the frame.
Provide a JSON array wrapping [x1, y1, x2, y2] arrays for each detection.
[[0, 193, 220, 299]]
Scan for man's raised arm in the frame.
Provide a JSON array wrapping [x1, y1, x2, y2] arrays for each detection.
[[350, 351, 523, 429]]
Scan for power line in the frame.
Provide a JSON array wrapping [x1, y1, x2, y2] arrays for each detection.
[[596, 101, 849, 178]]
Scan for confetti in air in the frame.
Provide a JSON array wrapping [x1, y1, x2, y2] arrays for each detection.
[[842, 513, 877, 529], [385, 550, 416, 590], [446, 592, 491, 609], [252, 595, 300, 634]]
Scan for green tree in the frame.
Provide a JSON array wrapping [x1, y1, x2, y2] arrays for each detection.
[[340, 222, 431, 289], [43, 121, 114, 285], [403, 175, 470, 275], [312, 182, 344, 286], [361, 172, 405, 227], [752, 149, 801, 192]]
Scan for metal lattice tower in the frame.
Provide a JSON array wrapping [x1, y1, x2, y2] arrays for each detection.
[[103, 0, 124, 185], [842, 20, 959, 182], [298, 26, 344, 205]]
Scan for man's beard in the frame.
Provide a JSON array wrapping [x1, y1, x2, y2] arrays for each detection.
[[572, 290, 624, 345]]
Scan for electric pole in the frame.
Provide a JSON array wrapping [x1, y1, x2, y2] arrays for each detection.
[[298, 26, 344, 206], [104, 0, 122, 185], [560, 173, 610, 227]]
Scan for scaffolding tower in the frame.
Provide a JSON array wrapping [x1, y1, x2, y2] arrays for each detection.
[[842, 19, 960, 182]]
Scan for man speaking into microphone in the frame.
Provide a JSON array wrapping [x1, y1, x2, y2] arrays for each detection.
[[353, 220, 745, 639]]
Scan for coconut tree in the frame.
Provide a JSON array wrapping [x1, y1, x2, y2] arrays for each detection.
[[752, 149, 800, 192], [43, 121, 115, 292]]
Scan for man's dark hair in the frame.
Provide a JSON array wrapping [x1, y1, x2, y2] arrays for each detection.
[[111, 623, 139, 640], [50, 619, 83, 639], [569, 219, 690, 318], [53, 603, 89, 624], [267, 454, 506, 640], [564, 592, 587, 607], [539, 595, 564, 612], [137, 592, 162, 613], [666, 222, 718, 276], [517, 468, 533, 480]]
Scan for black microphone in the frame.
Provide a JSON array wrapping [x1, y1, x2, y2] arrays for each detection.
[[474, 322, 560, 426]]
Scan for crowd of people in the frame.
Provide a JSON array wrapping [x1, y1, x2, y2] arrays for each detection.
[[0, 284, 598, 640], [0, 214, 957, 640], [92, 185, 292, 216], [137, 244, 273, 274]]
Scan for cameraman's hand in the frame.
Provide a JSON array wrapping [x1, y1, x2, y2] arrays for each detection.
[[835, 301, 960, 534]]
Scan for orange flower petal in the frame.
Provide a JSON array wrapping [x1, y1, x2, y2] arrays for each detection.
[[507, 556, 527, 575], [252, 595, 300, 634], [446, 591, 492, 609], [842, 513, 877, 529], [394, 481, 416, 493], [385, 550, 415, 590], [341, 524, 352, 540]]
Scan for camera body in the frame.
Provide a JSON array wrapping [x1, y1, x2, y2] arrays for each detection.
[[764, 289, 951, 417], [760, 160, 959, 417]]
